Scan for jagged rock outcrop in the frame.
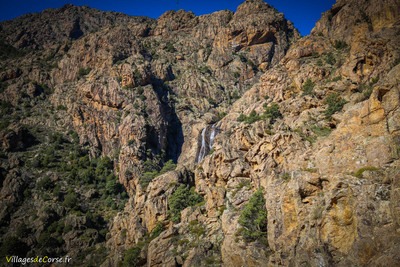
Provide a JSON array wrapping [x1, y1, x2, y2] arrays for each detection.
[[0, 0, 399, 266], [191, 0, 400, 265]]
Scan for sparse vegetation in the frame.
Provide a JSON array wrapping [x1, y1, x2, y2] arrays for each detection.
[[123, 246, 144, 267], [2, 4, 397, 265], [237, 110, 261, 124], [122, 222, 165, 266], [237, 103, 282, 124], [217, 111, 227, 121], [263, 102, 282, 123], [199, 65, 212, 75], [237, 190, 268, 245], [333, 40, 348, 50], [353, 166, 379, 178], [168, 184, 203, 223], [0, 39, 24, 60], [232, 180, 251, 197], [311, 125, 332, 137], [0, 81, 7, 93], [150, 222, 165, 239], [357, 78, 378, 102], [164, 42, 177, 53], [281, 172, 291, 181], [188, 220, 206, 238], [325, 52, 336, 65], [302, 79, 315, 96], [77, 67, 92, 79], [0, 100, 12, 117], [140, 159, 176, 189], [57, 105, 67, 111], [122, 83, 134, 90], [324, 93, 346, 119]]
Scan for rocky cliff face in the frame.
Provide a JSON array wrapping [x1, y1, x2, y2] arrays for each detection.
[[0, 0, 399, 266]]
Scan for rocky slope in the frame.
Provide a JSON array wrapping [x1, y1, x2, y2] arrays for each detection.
[[0, 0, 399, 266]]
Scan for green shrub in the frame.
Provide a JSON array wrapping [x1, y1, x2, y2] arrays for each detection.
[[37, 231, 62, 248], [0, 236, 29, 257], [324, 93, 346, 119], [150, 222, 164, 239], [63, 191, 78, 209], [237, 190, 268, 244], [331, 76, 342, 82], [0, 40, 24, 60], [263, 102, 282, 123], [139, 94, 147, 101], [123, 246, 144, 267], [188, 220, 206, 238], [237, 113, 247, 122], [358, 83, 373, 102], [79, 168, 94, 183], [70, 131, 79, 143], [0, 118, 10, 131], [164, 42, 176, 53], [106, 179, 122, 195], [95, 157, 114, 177], [237, 110, 261, 124], [122, 83, 134, 90], [199, 65, 212, 75], [78, 155, 91, 168], [325, 52, 336, 65], [302, 79, 315, 96], [169, 184, 203, 223], [245, 110, 261, 124], [57, 105, 67, 111], [0, 100, 12, 117], [136, 86, 144, 95], [333, 40, 348, 50], [77, 67, 92, 79], [217, 112, 227, 121], [140, 159, 176, 189], [237, 103, 282, 124], [311, 126, 332, 137], [281, 172, 291, 181], [41, 148, 57, 168], [36, 176, 53, 190], [143, 158, 160, 172], [140, 171, 158, 189], [353, 166, 379, 178], [0, 81, 7, 93], [160, 160, 176, 174]]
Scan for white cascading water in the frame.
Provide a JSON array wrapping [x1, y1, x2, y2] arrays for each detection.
[[197, 124, 217, 163]]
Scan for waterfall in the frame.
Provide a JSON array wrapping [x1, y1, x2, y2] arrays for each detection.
[[196, 124, 218, 163]]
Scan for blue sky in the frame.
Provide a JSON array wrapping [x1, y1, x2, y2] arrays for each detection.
[[0, 0, 336, 36]]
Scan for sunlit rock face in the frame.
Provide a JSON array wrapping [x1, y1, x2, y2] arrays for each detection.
[[0, 0, 399, 266]]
